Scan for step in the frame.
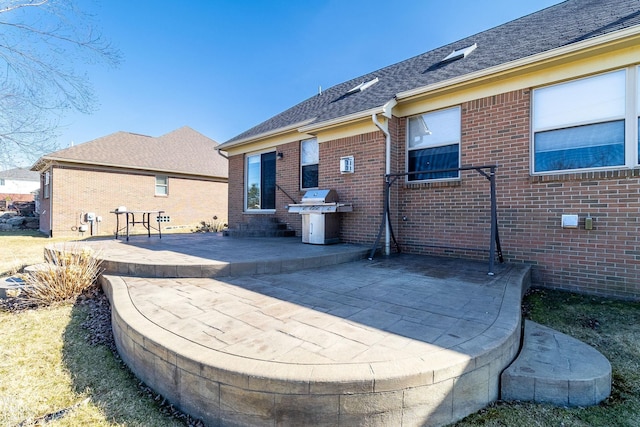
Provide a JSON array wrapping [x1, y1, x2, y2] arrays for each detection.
[[0, 276, 28, 299], [224, 228, 296, 238], [501, 320, 611, 407]]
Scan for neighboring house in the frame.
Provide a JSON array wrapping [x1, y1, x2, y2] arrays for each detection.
[[0, 168, 40, 209], [31, 126, 228, 238], [218, 0, 640, 300]]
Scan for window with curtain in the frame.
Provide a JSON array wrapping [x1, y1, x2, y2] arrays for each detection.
[[407, 106, 460, 181], [533, 70, 626, 173]]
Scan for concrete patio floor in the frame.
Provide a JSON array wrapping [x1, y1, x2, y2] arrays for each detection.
[[62, 234, 531, 426]]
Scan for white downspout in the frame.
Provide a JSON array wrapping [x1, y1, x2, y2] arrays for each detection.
[[372, 98, 397, 256]]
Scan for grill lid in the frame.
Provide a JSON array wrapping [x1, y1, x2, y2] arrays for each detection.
[[301, 189, 338, 204]]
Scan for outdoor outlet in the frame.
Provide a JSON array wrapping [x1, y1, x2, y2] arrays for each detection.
[[585, 216, 593, 230]]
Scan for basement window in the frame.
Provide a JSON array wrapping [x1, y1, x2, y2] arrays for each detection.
[[441, 43, 477, 63]]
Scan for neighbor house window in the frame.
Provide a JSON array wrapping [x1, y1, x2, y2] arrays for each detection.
[[301, 138, 318, 189], [155, 175, 168, 196], [533, 70, 626, 173], [407, 106, 461, 181], [43, 171, 50, 199], [0, 178, 4, 186], [246, 151, 276, 211]]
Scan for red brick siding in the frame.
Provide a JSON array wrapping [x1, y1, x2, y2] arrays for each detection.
[[226, 88, 640, 298], [394, 89, 640, 299], [320, 131, 386, 244], [48, 166, 227, 237], [228, 154, 245, 229], [228, 132, 386, 243]]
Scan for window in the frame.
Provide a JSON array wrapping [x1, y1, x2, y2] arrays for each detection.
[[637, 66, 640, 164], [155, 175, 168, 196], [301, 138, 319, 189], [0, 178, 4, 186], [533, 70, 626, 173], [407, 106, 461, 181], [246, 151, 276, 211], [43, 172, 50, 199]]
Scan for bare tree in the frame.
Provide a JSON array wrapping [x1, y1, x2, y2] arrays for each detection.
[[0, 0, 121, 166]]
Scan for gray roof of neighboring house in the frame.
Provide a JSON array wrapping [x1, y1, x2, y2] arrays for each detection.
[[223, 0, 640, 146], [33, 126, 228, 179], [0, 167, 39, 181]]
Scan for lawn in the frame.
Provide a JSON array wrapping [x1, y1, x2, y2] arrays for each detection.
[[1, 231, 639, 426]]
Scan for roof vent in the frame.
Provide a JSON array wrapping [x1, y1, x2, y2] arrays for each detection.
[[441, 43, 477, 63], [346, 77, 379, 94]]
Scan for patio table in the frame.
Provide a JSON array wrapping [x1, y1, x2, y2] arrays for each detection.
[[111, 210, 165, 241]]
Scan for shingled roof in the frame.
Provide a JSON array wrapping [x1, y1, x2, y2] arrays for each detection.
[[0, 167, 39, 181], [32, 126, 228, 179], [222, 0, 640, 147]]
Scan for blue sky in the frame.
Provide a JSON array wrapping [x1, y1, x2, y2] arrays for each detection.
[[55, 0, 561, 153]]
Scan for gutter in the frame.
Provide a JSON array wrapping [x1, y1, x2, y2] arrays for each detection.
[[216, 147, 228, 159], [298, 105, 388, 134], [371, 98, 397, 256]]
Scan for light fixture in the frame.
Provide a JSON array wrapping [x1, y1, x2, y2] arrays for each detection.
[[276, 152, 284, 160]]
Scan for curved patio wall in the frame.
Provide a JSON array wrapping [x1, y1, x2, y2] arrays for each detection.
[[101, 266, 530, 427]]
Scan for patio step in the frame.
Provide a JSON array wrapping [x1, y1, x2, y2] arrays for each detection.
[[501, 320, 611, 406], [224, 216, 296, 238]]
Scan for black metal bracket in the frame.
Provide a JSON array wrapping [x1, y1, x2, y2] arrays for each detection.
[[368, 165, 503, 275]]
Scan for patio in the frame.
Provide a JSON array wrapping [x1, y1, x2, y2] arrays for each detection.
[[63, 234, 531, 426]]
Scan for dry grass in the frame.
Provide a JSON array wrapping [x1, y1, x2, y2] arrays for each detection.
[[21, 246, 103, 306], [0, 230, 80, 277], [0, 303, 184, 426], [455, 288, 640, 427]]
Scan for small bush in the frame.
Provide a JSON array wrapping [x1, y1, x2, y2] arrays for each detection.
[[22, 246, 103, 306], [192, 217, 227, 233]]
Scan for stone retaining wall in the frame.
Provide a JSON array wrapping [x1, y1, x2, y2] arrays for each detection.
[[102, 268, 529, 427]]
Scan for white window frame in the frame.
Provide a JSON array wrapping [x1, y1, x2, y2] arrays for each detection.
[[155, 175, 168, 196], [43, 171, 50, 199], [406, 106, 461, 182], [300, 138, 319, 190], [245, 149, 276, 213], [531, 67, 639, 174]]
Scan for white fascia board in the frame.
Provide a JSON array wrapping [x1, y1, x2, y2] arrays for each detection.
[[397, 25, 640, 101], [218, 118, 316, 150], [298, 100, 396, 133]]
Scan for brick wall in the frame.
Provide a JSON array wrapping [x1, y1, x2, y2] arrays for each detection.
[[48, 166, 227, 238], [226, 89, 640, 298], [320, 131, 386, 244], [228, 132, 387, 244], [393, 89, 640, 299], [228, 154, 245, 229], [228, 143, 304, 234]]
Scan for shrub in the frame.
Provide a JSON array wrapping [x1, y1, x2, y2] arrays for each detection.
[[192, 217, 227, 233], [22, 245, 103, 306]]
